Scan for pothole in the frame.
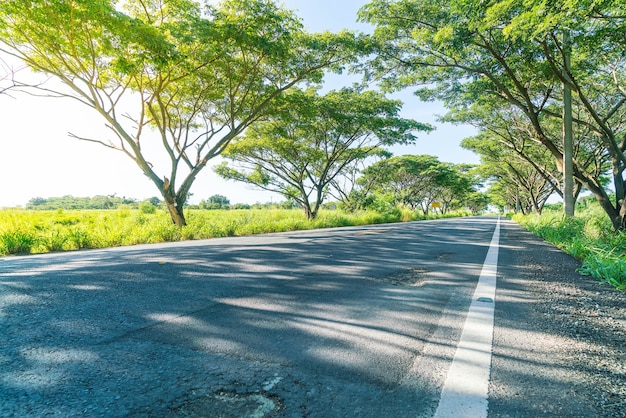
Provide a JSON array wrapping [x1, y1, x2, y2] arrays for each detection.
[[437, 252, 455, 260], [383, 268, 428, 287], [169, 390, 282, 417]]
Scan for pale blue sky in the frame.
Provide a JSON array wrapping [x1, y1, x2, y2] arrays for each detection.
[[0, 0, 478, 207]]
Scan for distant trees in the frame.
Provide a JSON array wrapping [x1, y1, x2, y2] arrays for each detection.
[[458, 100, 610, 214], [199, 195, 231, 210], [461, 130, 563, 215], [0, 0, 361, 226], [26, 195, 139, 210], [358, 155, 479, 215]]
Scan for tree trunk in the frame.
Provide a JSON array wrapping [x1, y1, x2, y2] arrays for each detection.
[[615, 198, 626, 231], [165, 200, 186, 227], [300, 194, 317, 220], [585, 182, 621, 231], [571, 164, 624, 230], [303, 204, 316, 220], [160, 178, 187, 227], [613, 159, 625, 206]]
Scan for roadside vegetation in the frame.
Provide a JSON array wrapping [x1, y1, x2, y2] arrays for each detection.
[[0, 203, 470, 257], [1, 1, 624, 291], [513, 200, 626, 292]]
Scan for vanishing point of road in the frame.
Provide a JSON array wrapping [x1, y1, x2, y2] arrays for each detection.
[[0, 217, 620, 417]]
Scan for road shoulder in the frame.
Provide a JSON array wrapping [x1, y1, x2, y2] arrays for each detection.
[[490, 219, 626, 417]]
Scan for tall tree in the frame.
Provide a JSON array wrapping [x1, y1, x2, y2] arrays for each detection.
[[360, 155, 471, 215], [436, 163, 479, 215], [215, 88, 429, 219], [452, 101, 608, 205], [359, 0, 626, 229], [327, 149, 392, 211], [0, 0, 359, 225], [463, 133, 557, 214]]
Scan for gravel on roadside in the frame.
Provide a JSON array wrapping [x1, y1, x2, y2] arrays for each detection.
[[496, 221, 626, 417]]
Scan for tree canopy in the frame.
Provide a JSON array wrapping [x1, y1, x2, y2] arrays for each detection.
[[0, 0, 362, 225], [215, 87, 430, 219], [359, 154, 478, 215], [360, 0, 626, 229]]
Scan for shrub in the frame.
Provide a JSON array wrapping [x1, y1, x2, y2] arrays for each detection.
[[578, 248, 626, 291], [41, 229, 68, 252], [150, 223, 181, 242], [514, 208, 626, 292], [139, 201, 157, 214], [0, 229, 37, 255], [66, 226, 93, 250], [0, 206, 469, 257]]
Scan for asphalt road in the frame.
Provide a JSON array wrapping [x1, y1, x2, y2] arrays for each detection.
[[0, 217, 616, 417]]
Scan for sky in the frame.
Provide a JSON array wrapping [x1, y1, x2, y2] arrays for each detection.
[[0, 0, 478, 208]]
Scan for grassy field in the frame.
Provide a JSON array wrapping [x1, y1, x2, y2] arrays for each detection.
[[513, 206, 626, 291], [0, 206, 465, 257], [4, 205, 622, 291]]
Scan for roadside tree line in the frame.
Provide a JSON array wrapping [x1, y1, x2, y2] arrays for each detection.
[[359, 0, 626, 229], [20, 194, 289, 211], [26, 195, 147, 211], [21, 153, 484, 219], [0, 0, 372, 225], [342, 155, 485, 216], [6, 1, 621, 227]]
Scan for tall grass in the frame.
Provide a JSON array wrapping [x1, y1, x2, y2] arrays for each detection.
[[513, 207, 626, 291], [0, 207, 462, 257]]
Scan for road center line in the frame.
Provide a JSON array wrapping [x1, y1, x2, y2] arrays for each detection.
[[434, 217, 501, 418]]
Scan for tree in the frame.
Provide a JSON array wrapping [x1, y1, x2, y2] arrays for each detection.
[[465, 136, 556, 214], [215, 88, 430, 220], [147, 197, 162, 207], [359, 0, 626, 229], [328, 149, 392, 212], [436, 163, 479, 214], [360, 155, 472, 215], [459, 104, 613, 214], [200, 194, 230, 210], [461, 119, 565, 215], [454, 96, 612, 213], [0, 0, 360, 226], [466, 192, 490, 215]]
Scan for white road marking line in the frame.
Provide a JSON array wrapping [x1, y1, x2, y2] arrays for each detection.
[[434, 217, 501, 418]]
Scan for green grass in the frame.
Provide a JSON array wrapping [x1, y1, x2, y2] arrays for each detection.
[[513, 206, 626, 291], [0, 207, 470, 257]]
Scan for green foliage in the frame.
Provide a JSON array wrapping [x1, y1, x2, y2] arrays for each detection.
[[199, 195, 231, 210], [462, 127, 562, 215], [139, 201, 157, 214], [514, 206, 626, 291], [216, 87, 431, 220], [360, 0, 626, 230], [0, 229, 36, 255], [26, 195, 139, 210], [0, 206, 471, 256], [0, 0, 362, 226], [578, 249, 626, 291], [359, 154, 479, 214]]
